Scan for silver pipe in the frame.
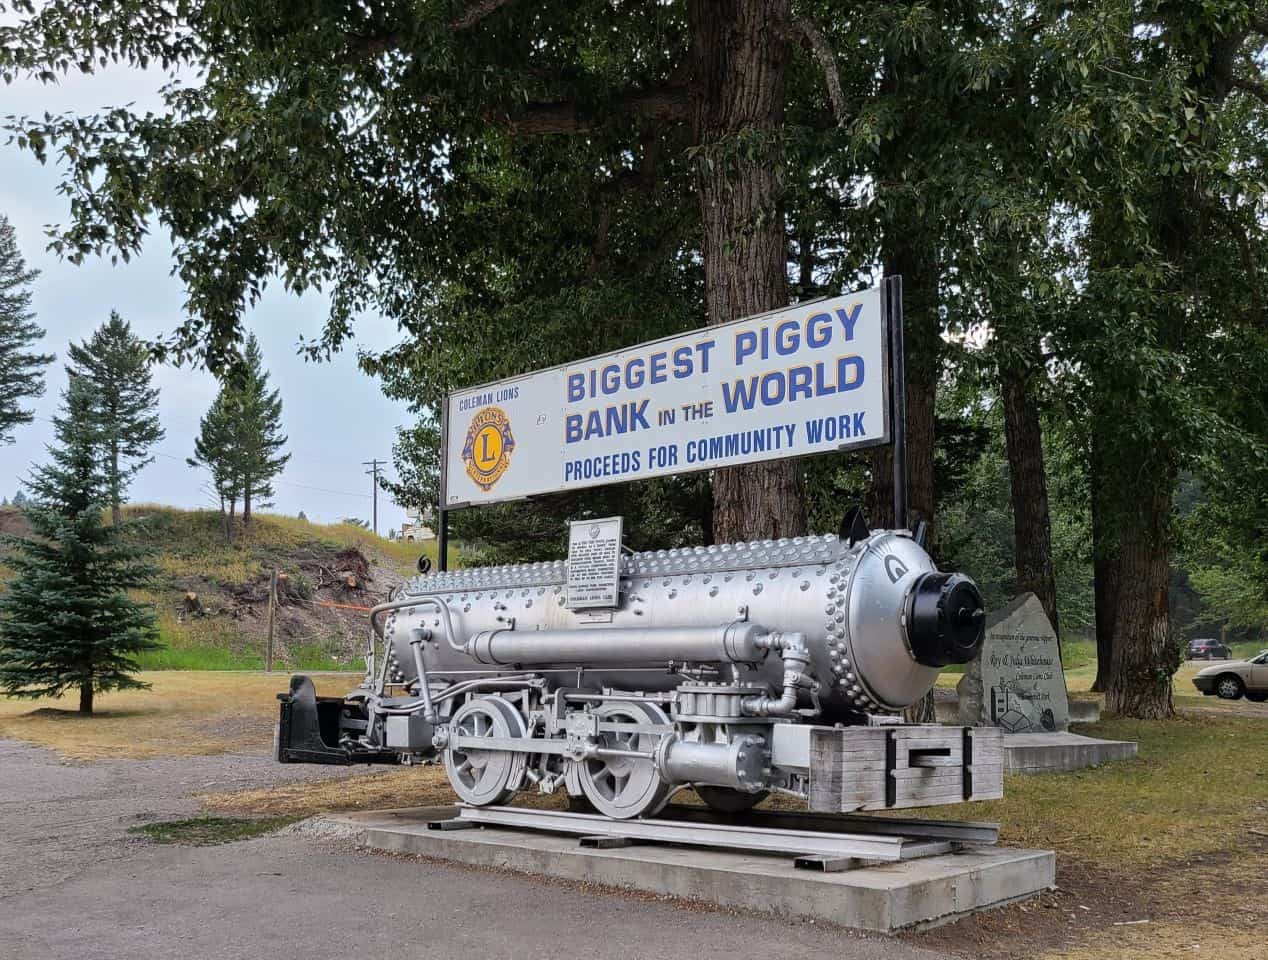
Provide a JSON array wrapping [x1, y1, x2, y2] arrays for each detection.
[[563, 692, 676, 703], [407, 631, 437, 723], [370, 596, 460, 652], [741, 632, 815, 717], [465, 621, 769, 667]]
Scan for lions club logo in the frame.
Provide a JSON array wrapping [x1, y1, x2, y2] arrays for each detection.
[[462, 406, 515, 492]]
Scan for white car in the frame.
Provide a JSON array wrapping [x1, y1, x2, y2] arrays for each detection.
[[1192, 650, 1268, 702]]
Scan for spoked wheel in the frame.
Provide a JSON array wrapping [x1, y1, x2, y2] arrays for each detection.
[[576, 702, 672, 820], [695, 785, 769, 814], [444, 697, 527, 806]]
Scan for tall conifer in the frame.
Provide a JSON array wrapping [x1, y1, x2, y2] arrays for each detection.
[[234, 335, 289, 524], [0, 377, 159, 714], [0, 214, 53, 444], [67, 311, 164, 526]]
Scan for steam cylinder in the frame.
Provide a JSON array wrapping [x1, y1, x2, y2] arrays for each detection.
[[381, 530, 984, 718]]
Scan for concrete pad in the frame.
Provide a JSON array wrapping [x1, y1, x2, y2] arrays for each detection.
[[1002, 731, 1137, 773], [326, 806, 1054, 933]]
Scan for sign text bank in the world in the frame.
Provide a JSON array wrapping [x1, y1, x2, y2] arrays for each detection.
[[444, 287, 890, 507]]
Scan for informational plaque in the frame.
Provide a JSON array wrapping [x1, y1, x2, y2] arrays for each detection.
[[567, 516, 623, 610]]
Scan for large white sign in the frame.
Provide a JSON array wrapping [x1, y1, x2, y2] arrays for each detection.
[[443, 288, 891, 507]]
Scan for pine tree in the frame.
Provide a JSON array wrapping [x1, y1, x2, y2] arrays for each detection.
[[232, 335, 289, 524], [0, 214, 53, 444], [0, 377, 159, 714], [67, 311, 164, 526], [188, 386, 243, 541]]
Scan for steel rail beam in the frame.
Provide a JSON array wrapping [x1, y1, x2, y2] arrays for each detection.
[[440, 805, 952, 862]]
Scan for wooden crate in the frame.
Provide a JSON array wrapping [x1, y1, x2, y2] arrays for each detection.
[[807, 724, 1003, 812]]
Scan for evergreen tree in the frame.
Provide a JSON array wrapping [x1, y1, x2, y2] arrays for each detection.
[[0, 377, 159, 714], [0, 214, 53, 444], [188, 336, 289, 537], [233, 335, 289, 524], [11, 490, 26, 507], [67, 311, 164, 526], [188, 386, 243, 541]]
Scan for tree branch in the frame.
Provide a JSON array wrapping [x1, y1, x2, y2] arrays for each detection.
[[341, 31, 404, 65], [340, 1, 515, 64], [496, 86, 689, 135], [1232, 75, 1268, 106], [793, 18, 846, 126], [450, 0, 516, 31]]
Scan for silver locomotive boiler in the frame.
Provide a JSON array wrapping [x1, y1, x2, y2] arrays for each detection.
[[276, 521, 1000, 819]]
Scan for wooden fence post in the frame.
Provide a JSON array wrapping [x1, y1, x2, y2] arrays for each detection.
[[266, 569, 278, 672]]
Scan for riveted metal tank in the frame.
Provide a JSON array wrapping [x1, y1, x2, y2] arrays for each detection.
[[382, 529, 983, 720]]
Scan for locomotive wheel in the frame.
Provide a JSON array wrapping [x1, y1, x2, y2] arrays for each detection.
[[576, 702, 672, 820], [694, 785, 769, 814], [444, 697, 527, 806]]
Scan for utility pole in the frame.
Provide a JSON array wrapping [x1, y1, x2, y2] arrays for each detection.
[[363, 458, 386, 535]]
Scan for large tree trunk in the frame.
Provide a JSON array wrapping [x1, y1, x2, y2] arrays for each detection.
[[689, 0, 804, 544], [243, 480, 253, 525], [1000, 358, 1059, 637], [1105, 483, 1176, 718], [1089, 425, 1117, 692], [79, 682, 93, 715]]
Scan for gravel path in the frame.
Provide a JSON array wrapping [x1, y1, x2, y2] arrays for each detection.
[[0, 738, 952, 960]]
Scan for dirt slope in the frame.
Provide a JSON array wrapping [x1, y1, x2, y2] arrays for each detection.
[[0, 505, 436, 670]]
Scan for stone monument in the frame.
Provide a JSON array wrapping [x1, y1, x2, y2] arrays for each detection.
[[958, 593, 1069, 733]]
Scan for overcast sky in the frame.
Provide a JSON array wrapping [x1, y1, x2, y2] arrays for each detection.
[[0, 62, 415, 530]]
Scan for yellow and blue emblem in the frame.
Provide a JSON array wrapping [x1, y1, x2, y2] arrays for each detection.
[[461, 406, 515, 492]]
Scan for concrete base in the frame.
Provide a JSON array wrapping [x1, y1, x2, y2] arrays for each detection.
[[325, 806, 1055, 933], [1003, 732, 1137, 773]]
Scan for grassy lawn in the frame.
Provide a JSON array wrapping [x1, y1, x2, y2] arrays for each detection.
[[0, 670, 359, 759]]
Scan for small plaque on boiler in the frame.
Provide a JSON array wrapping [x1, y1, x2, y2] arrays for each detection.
[[567, 516, 623, 610]]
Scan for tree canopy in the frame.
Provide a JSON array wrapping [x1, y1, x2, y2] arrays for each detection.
[[3, 0, 1268, 717]]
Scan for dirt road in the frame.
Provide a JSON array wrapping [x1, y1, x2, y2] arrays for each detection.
[[0, 738, 947, 960]]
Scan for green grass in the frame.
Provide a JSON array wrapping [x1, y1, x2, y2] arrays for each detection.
[[129, 815, 299, 845], [912, 712, 1268, 866]]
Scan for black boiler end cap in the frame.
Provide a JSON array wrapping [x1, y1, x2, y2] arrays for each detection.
[[906, 572, 985, 668]]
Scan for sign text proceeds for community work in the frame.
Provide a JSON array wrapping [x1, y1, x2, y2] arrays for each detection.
[[566, 517, 623, 610], [444, 288, 890, 507]]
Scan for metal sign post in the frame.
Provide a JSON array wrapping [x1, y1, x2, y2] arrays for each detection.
[[883, 276, 908, 529]]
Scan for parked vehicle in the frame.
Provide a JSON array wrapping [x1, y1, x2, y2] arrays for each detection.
[[1192, 651, 1268, 702], [1187, 638, 1232, 660]]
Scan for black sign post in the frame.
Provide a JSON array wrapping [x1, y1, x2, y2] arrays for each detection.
[[884, 275, 908, 529]]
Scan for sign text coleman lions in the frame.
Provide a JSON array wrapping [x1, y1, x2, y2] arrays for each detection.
[[444, 288, 891, 507]]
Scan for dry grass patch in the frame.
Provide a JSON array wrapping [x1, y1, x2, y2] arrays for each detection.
[[0, 671, 358, 759], [1047, 922, 1264, 960]]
